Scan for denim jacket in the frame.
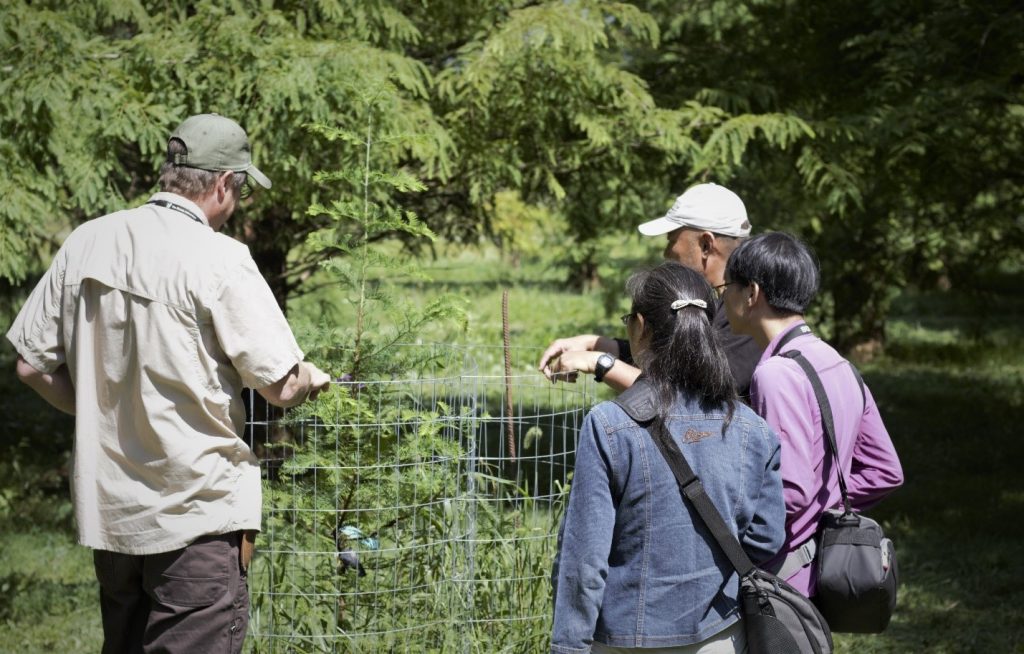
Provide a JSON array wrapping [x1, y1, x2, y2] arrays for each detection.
[[550, 386, 785, 653]]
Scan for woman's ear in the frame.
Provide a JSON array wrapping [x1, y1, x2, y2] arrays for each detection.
[[629, 312, 648, 340], [747, 282, 761, 307], [631, 312, 652, 351]]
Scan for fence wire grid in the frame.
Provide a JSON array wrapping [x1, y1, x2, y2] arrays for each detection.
[[243, 345, 596, 653]]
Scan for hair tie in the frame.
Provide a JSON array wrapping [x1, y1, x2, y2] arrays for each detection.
[[670, 299, 708, 311]]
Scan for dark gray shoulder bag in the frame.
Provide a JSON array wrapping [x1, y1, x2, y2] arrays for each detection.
[[613, 381, 833, 654], [779, 349, 899, 634]]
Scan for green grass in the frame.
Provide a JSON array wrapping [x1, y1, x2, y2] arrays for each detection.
[[835, 279, 1024, 653], [1, 244, 1022, 652], [0, 532, 101, 653]]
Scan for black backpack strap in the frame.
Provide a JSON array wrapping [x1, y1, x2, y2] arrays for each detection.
[[769, 322, 813, 357], [611, 377, 660, 423], [780, 350, 853, 514], [612, 382, 757, 578]]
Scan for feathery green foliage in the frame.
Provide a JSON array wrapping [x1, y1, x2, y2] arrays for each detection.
[[2, 0, 820, 306], [298, 91, 467, 377]]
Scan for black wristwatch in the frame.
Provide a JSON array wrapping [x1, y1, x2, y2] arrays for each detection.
[[594, 353, 616, 383]]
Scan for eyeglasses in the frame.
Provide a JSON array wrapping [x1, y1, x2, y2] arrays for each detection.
[[714, 281, 740, 297], [620, 312, 636, 326], [239, 178, 254, 200]]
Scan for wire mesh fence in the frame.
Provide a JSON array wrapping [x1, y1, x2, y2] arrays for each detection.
[[243, 345, 596, 653]]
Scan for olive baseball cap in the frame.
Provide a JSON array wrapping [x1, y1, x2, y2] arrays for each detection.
[[638, 183, 750, 237], [169, 113, 271, 189]]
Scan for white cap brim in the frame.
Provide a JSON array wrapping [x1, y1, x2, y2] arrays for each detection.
[[639, 184, 752, 238], [637, 216, 683, 236]]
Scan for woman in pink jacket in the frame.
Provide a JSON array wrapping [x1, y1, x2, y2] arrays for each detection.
[[720, 231, 904, 596]]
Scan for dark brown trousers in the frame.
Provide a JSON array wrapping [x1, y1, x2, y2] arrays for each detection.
[[93, 532, 250, 654]]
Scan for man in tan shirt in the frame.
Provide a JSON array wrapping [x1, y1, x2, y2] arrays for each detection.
[[7, 113, 330, 653]]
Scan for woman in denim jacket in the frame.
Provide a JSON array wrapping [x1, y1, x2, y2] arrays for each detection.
[[550, 262, 786, 654]]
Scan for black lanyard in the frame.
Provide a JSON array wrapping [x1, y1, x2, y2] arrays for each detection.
[[770, 322, 812, 357], [147, 199, 204, 225]]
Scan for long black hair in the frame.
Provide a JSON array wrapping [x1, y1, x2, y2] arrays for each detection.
[[626, 262, 736, 422]]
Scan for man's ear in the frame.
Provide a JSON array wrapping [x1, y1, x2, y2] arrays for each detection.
[[216, 171, 233, 201], [699, 231, 716, 256]]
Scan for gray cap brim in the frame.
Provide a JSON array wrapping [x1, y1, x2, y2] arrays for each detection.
[[246, 164, 272, 189]]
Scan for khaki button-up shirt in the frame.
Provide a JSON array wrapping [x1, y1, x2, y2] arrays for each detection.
[[7, 193, 303, 554]]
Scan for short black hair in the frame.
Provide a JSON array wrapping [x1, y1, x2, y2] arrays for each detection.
[[725, 232, 819, 315]]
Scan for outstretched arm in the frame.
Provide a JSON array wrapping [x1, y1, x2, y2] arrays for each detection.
[[538, 334, 614, 377], [538, 334, 640, 392], [257, 361, 332, 408]]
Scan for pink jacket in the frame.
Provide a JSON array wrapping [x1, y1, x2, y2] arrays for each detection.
[[750, 323, 904, 595]]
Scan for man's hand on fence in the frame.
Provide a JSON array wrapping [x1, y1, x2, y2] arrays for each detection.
[[539, 349, 603, 384], [538, 334, 601, 381], [305, 364, 332, 402]]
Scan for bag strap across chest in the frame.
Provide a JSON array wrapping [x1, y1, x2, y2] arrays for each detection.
[[613, 381, 757, 578], [772, 324, 866, 515]]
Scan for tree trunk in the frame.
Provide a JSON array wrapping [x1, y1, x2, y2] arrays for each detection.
[[565, 240, 601, 292], [829, 271, 889, 362], [233, 205, 294, 313]]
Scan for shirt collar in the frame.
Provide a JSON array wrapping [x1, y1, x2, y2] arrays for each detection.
[[759, 320, 812, 365]]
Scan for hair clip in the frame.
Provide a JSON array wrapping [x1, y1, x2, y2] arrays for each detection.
[[670, 299, 708, 311]]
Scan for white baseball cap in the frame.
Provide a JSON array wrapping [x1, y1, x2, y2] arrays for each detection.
[[637, 183, 751, 237]]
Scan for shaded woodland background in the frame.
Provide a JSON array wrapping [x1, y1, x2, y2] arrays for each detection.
[[1, 1, 1023, 652]]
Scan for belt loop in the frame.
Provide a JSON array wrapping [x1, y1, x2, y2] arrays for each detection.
[[239, 530, 256, 572]]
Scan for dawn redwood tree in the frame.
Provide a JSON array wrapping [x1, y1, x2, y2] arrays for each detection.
[[416, 0, 814, 288], [0, 0, 452, 310], [2, 0, 813, 302], [7, 0, 1015, 351]]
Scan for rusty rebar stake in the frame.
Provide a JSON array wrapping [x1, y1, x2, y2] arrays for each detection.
[[502, 289, 516, 463]]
